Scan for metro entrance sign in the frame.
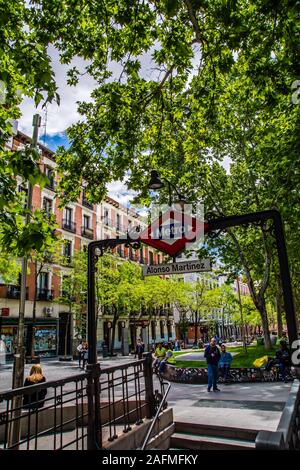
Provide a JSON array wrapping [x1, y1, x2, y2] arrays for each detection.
[[139, 208, 203, 257], [142, 259, 211, 277]]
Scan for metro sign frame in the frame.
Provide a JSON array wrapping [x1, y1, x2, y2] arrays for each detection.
[[138, 208, 203, 257]]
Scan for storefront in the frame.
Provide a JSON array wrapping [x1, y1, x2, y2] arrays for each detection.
[[0, 318, 59, 362]]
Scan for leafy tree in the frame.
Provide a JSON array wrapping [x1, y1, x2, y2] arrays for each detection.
[[0, 0, 59, 253], [95, 253, 142, 354], [56, 250, 87, 357], [0, 252, 21, 285]]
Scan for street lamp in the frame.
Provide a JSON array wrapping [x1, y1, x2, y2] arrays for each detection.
[[148, 169, 188, 207]]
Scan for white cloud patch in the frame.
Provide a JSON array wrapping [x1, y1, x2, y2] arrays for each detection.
[[19, 45, 96, 137]]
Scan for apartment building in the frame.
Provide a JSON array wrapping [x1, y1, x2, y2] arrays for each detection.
[[0, 130, 175, 360]]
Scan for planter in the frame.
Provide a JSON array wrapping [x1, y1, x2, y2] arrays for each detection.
[[25, 356, 40, 364], [59, 356, 73, 362], [270, 335, 278, 346]]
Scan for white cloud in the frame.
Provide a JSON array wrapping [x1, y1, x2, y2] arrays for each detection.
[[107, 180, 137, 207], [19, 45, 96, 137]]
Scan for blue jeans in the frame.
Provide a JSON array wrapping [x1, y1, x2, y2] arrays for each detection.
[[219, 364, 230, 380], [208, 364, 218, 390]]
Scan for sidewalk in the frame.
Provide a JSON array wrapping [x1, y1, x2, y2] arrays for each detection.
[[167, 381, 292, 432], [0, 354, 135, 392]]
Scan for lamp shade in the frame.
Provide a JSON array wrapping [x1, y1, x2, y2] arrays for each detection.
[[148, 170, 164, 190]]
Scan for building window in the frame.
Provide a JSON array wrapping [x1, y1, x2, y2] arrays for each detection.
[[45, 166, 55, 190], [63, 240, 72, 263], [140, 248, 144, 264], [43, 197, 52, 215], [65, 207, 73, 224], [149, 251, 154, 264], [39, 272, 49, 290], [104, 209, 109, 225], [116, 214, 121, 231], [83, 214, 90, 229], [157, 254, 161, 264]]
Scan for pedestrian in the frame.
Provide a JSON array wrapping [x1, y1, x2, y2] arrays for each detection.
[[77, 341, 84, 369], [153, 342, 166, 370], [135, 338, 145, 359], [82, 342, 88, 369], [218, 344, 233, 381], [204, 337, 221, 392], [174, 338, 180, 352], [275, 340, 291, 382], [23, 364, 47, 410]]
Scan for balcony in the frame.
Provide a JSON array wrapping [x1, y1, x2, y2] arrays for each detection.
[[116, 224, 126, 234], [103, 217, 113, 228], [37, 288, 54, 301], [45, 178, 56, 191], [6, 285, 29, 300], [81, 226, 94, 239], [82, 198, 93, 210], [62, 219, 76, 233]]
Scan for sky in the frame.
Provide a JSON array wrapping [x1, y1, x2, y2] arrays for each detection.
[[18, 45, 231, 206]]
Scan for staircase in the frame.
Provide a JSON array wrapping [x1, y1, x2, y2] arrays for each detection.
[[170, 421, 257, 450]]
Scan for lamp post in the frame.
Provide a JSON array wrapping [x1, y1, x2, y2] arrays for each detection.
[[148, 170, 188, 208]]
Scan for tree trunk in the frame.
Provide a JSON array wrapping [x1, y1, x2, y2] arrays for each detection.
[[276, 276, 284, 338], [110, 311, 118, 356], [259, 301, 271, 349]]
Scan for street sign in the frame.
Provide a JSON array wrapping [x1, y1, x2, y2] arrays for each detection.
[[139, 208, 203, 257], [142, 259, 211, 277]]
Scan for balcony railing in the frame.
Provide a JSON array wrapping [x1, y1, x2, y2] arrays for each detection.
[[44, 178, 56, 191], [62, 219, 76, 233], [103, 217, 112, 227], [81, 226, 94, 239], [37, 288, 54, 301], [0, 353, 163, 450], [82, 199, 93, 210], [6, 285, 29, 300]]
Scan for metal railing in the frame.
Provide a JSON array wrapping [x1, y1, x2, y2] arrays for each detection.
[[100, 359, 147, 444], [82, 199, 93, 210], [0, 373, 88, 450], [81, 226, 94, 239], [0, 353, 161, 450], [6, 285, 29, 300], [62, 219, 76, 233], [255, 378, 300, 449], [140, 374, 171, 450], [36, 288, 54, 301]]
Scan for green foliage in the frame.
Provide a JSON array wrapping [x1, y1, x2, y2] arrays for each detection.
[[56, 250, 88, 339], [0, 252, 21, 284], [0, 0, 58, 254]]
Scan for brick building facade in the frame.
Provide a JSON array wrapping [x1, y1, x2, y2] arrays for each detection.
[[0, 131, 175, 360]]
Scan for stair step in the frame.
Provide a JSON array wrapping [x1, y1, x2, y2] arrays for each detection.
[[170, 432, 256, 450], [175, 421, 257, 441]]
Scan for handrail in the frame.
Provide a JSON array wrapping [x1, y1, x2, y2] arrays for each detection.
[[140, 378, 171, 451], [255, 379, 300, 449]]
